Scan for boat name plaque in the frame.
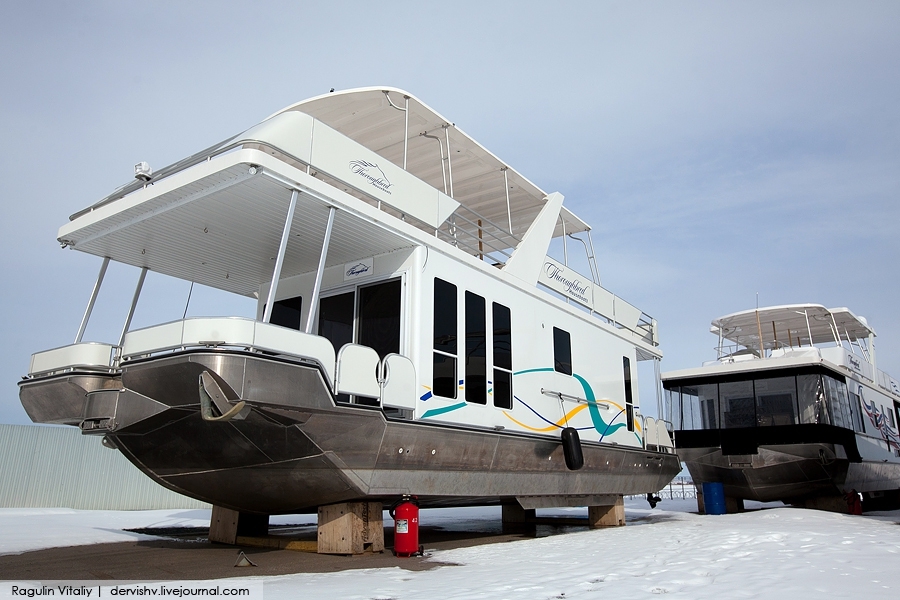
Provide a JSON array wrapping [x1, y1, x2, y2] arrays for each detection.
[[540, 257, 594, 308], [348, 160, 393, 195], [344, 257, 374, 281]]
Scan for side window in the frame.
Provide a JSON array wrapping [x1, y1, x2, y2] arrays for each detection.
[[623, 356, 634, 432], [492, 302, 513, 410], [433, 278, 457, 398], [465, 292, 487, 404], [358, 279, 401, 359], [849, 391, 864, 432], [270, 296, 303, 330], [553, 327, 572, 375]]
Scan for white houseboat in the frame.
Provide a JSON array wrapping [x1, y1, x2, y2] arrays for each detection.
[[664, 304, 900, 511], [20, 88, 677, 523]]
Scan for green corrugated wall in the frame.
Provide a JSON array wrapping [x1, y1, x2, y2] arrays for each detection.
[[0, 424, 208, 510]]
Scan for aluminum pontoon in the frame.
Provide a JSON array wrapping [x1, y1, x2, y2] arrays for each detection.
[[664, 304, 900, 511], [20, 87, 678, 518]]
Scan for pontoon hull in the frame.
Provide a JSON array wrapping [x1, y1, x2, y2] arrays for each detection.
[[676, 427, 900, 505], [20, 350, 679, 514]]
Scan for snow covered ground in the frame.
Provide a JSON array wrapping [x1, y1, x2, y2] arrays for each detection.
[[2, 498, 900, 599]]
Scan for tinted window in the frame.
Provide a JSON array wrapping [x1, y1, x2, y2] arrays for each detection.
[[318, 292, 354, 350], [492, 302, 513, 410], [754, 376, 797, 426], [270, 296, 303, 330], [433, 279, 457, 399], [465, 292, 487, 404], [493, 369, 512, 410], [721, 380, 755, 428], [358, 279, 401, 359], [623, 356, 634, 431], [492, 303, 512, 371], [553, 327, 572, 375], [434, 279, 457, 354], [433, 353, 457, 398]]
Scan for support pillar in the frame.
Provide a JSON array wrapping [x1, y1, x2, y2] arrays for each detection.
[[317, 501, 384, 555], [725, 496, 745, 513], [696, 487, 705, 514], [588, 496, 625, 528], [208, 505, 269, 545], [501, 503, 535, 524]]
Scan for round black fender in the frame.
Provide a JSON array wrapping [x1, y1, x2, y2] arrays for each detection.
[[561, 426, 584, 470]]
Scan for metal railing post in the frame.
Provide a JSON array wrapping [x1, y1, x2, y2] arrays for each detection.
[[118, 267, 147, 347], [75, 257, 110, 344], [263, 190, 299, 323], [444, 124, 455, 198], [503, 167, 512, 235], [305, 207, 337, 334]]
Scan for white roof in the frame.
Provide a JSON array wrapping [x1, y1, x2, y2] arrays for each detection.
[[74, 87, 589, 239], [269, 87, 590, 238], [58, 88, 596, 297], [711, 303, 875, 350]]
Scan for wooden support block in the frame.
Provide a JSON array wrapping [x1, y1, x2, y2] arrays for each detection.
[[696, 488, 705, 514], [317, 501, 384, 555], [725, 496, 745, 514], [501, 504, 536, 524], [588, 496, 625, 528], [793, 495, 849, 513], [209, 505, 270, 544], [209, 505, 239, 544]]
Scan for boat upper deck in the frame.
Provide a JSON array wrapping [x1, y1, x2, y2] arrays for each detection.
[[55, 87, 658, 350], [664, 303, 899, 401]]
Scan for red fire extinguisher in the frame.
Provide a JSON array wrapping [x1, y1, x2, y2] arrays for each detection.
[[390, 495, 421, 557]]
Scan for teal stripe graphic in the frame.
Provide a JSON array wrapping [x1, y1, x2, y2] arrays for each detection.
[[421, 402, 467, 419]]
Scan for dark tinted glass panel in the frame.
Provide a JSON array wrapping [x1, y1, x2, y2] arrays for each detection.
[[699, 384, 719, 429], [358, 280, 401, 359], [465, 292, 487, 404], [492, 303, 512, 370], [270, 296, 303, 330], [721, 380, 755, 428], [623, 356, 634, 431], [623, 357, 633, 405], [665, 387, 683, 429], [797, 374, 825, 424], [318, 292, 354, 350], [824, 376, 852, 430], [679, 386, 701, 430], [850, 392, 865, 432], [493, 368, 512, 410], [434, 279, 457, 354], [433, 353, 457, 398], [553, 327, 572, 375], [754, 376, 797, 426]]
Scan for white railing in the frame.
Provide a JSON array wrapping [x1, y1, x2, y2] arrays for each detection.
[[642, 416, 675, 452], [28, 342, 118, 377], [121, 317, 336, 384]]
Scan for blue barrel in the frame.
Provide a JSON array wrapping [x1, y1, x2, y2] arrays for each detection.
[[702, 482, 726, 515]]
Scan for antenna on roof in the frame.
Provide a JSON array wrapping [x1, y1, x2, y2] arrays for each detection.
[[134, 162, 152, 182]]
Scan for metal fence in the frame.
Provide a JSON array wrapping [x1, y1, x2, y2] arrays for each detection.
[[628, 477, 697, 501]]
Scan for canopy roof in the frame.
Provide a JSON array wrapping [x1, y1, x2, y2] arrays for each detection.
[[711, 304, 875, 350], [59, 88, 596, 298], [270, 87, 589, 238]]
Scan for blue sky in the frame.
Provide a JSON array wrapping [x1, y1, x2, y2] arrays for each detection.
[[1, 1, 898, 424]]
